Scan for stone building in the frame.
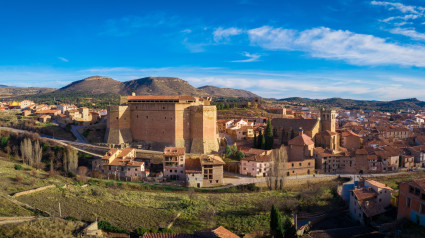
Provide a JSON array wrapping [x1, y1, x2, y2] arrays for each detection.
[[200, 154, 225, 187], [398, 178, 425, 226], [92, 148, 146, 181], [105, 94, 219, 154], [272, 108, 338, 150], [163, 147, 186, 181]]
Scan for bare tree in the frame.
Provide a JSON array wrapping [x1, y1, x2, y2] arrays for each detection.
[[64, 147, 78, 173], [20, 138, 33, 166], [33, 140, 42, 169], [267, 145, 288, 190]]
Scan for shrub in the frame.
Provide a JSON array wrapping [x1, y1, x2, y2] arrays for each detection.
[[15, 175, 23, 184], [14, 164, 23, 170], [135, 227, 150, 236], [91, 188, 104, 197], [31, 169, 37, 177], [98, 220, 129, 234], [65, 216, 78, 221], [67, 172, 75, 178]]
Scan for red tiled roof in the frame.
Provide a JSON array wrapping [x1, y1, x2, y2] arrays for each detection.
[[412, 178, 425, 190], [352, 188, 377, 201], [198, 226, 240, 238], [185, 158, 202, 173], [288, 134, 314, 146], [242, 154, 271, 162], [164, 147, 185, 156], [142, 233, 195, 238], [365, 180, 393, 190]]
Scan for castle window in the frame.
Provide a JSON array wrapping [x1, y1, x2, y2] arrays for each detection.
[[163, 106, 166, 110], [146, 116, 148, 119], [116, 117, 118, 120], [165, 117, 167, 119]]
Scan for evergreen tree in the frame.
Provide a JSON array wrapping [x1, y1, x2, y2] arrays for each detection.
[[261, 132, 266, 150], [236, 150, 245, 160], [257, 131, 263, 149], [270, 205, 284, 238], [265, 118, 274, 150], [253, 131, 257, 148], [225, 145, 232, 157], [283, 216, 297, 238]]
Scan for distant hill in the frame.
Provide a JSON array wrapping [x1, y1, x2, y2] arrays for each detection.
[[57, 76, 259, 98], [59, 76, 123, 94], [198, 85, 258, 98], [279, 97, 425, 111], [0, 86, 55, 98]]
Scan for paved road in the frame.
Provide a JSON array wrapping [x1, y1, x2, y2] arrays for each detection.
[[71, 125, 89, 144], [0, 127, 103, 157]]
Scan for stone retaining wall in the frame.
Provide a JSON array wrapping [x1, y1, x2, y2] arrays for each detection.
[[12, 185, 56, 197]]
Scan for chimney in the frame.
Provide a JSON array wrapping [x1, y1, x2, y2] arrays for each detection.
[[131, 92, 136, 96], [299, 128, 304, 136]]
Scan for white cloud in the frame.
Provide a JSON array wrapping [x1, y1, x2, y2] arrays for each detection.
[[248, 25, 425, 67], [371, 1, 422, 14], [58, 57, 69, 62], [213, 27, 243, 42], [181, 29, 192, 33], [390, 27, 425, 40], [231, 52, 261, 62]]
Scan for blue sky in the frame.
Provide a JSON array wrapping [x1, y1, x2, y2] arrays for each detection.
[[1, 0, 425, 100]]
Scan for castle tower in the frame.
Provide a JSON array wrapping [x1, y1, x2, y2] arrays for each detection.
[[189, 105, 219, 154], [320, 108, 336, 132], [105, 105, 133, 145]]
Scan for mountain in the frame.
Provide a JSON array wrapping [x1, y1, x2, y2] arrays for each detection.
[[122, 77, 204, 96], [59, 76, 123, 94], [279, 97, 425, 111], [198, 85, 258, 98], [0, 86, 55, 98], [58, 76, 259, 98]]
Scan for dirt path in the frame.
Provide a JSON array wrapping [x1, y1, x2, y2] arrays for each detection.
[[166, 212, 181, 229]]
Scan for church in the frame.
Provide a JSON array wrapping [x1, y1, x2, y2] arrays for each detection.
[[272, 108, 339, 151]]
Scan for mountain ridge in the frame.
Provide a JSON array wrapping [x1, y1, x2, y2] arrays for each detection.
[[58, 76, 260, 98]]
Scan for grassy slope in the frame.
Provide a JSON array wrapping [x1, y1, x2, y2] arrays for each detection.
[[0, 157, 346, 235], [0, 159, 71, 195], [15, 178, 345, 234], [369, 172, 425, 190], [0, 218, 87, 238]]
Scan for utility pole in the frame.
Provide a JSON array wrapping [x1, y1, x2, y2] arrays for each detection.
[[58, 202, 62, 217]]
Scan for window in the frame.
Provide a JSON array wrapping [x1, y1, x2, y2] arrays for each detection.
[[422, 193, 425, 201], [410, 186, 415, 194], [407, 197, 411, 208], [416, 188, 421, 196], [299, 163, 302, 166], [292, 163, 294, 167]]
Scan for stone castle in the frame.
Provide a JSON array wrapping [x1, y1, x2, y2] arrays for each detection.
[[105, 94, 219, 154]]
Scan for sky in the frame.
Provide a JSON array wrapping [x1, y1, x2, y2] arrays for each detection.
[[1, 0, 425, 100]]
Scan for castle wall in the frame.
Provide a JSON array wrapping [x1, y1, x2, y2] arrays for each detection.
[[129, 102, 177, 144]]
